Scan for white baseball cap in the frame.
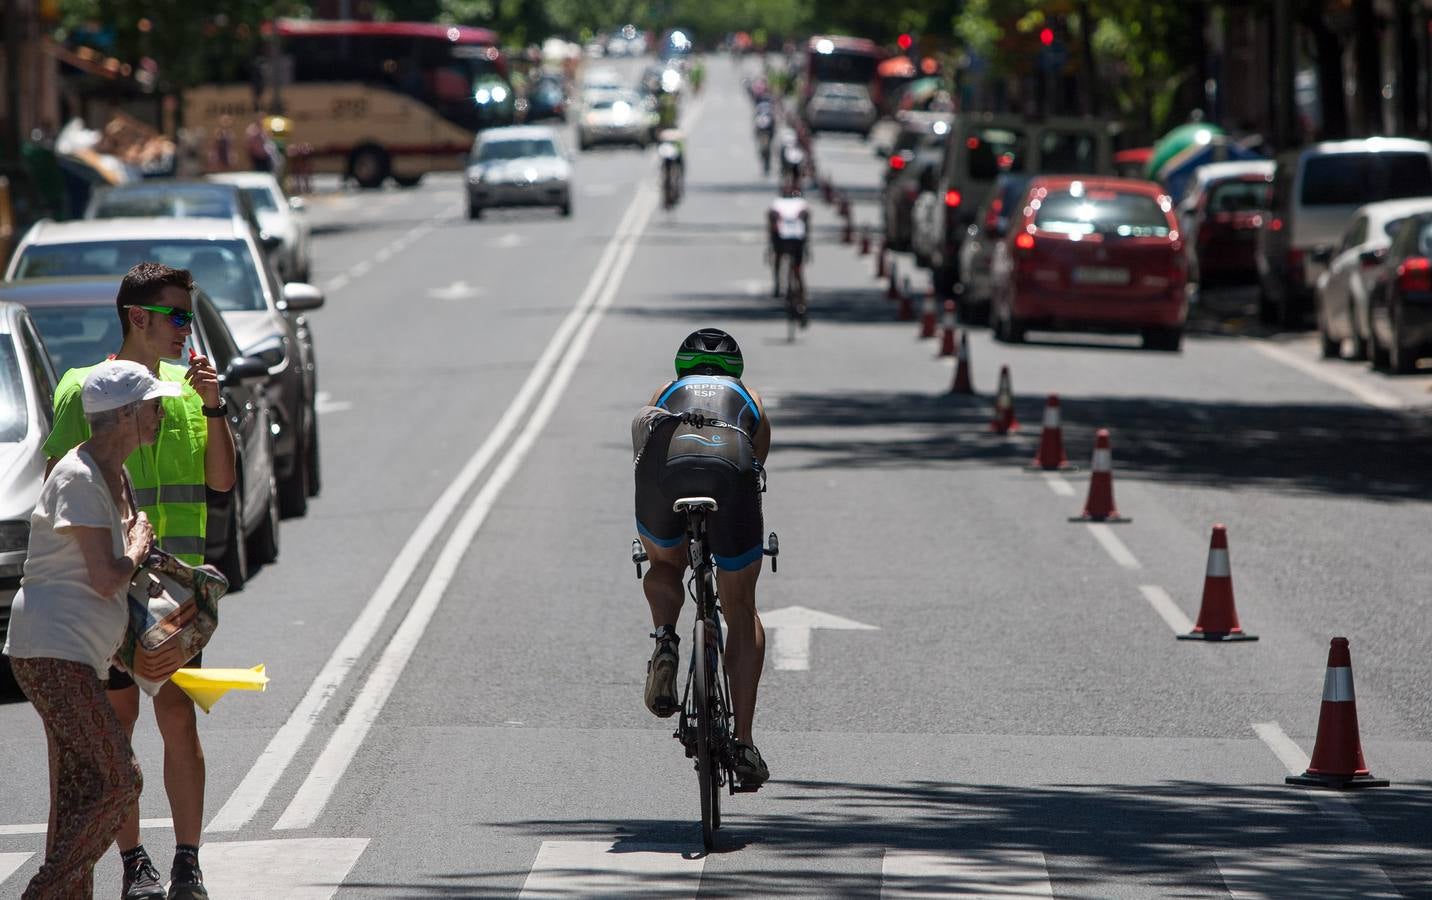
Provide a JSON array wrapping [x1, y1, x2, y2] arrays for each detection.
[[81, 360, 182, 414]]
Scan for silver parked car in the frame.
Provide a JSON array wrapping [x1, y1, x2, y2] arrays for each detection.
[[804, 82, 877, 137], [208, 172, 313, 282], [6, 217, 323, 517], [466, 126, 573, 219], [0, 301, 58, 669]]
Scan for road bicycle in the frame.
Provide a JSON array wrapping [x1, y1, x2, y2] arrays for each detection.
[[775, 248, 808, 342], [631, 423, 778, 850]]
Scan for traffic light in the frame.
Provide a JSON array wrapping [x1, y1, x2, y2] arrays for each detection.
[[1039, 27, 1055, 47], [897, 33, 913, 52]]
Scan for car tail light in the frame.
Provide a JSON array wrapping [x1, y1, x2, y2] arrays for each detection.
[[888, 154, 907, 171], [944, 189, 962, 208], [984, 198, 1003, 232], [1397, 257, 1432, 293], [1014, 232, 1035, 251], [1269, 217, 1284, 232]]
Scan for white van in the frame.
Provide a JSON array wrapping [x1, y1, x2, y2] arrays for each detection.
[[1256, 138, 1432, 326]]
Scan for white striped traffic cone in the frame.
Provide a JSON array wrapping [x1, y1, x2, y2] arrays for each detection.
[[1286, 637, 1388, 789], [1178, 524, 1257, 642], [1070, 428, 1129, 522]]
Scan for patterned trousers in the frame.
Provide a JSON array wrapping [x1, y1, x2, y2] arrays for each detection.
[[10, 656, 143, 899]]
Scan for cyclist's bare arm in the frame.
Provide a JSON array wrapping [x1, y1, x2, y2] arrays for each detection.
[[748, 389, 772, 462]]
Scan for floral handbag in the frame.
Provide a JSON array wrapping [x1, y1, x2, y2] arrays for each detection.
[[113, 548, 229, 696]]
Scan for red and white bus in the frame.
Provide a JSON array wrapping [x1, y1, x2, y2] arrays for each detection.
[[186, 19, 514, 188]]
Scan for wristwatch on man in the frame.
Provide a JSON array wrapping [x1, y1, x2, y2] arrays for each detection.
[[201, 399, 228, 418]]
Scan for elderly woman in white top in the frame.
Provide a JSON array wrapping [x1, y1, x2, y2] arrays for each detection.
[[2, 360, 176, 899]]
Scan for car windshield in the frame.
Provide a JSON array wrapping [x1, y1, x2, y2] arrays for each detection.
[[1301, 152, 1432, 206], [26, 304, 127, 376], [1208, 180, 1272, 213], [13, 240, 265, 312], [240, 186, 279, 212], [0, 340, 27, 443], [479, 138, 558, 161], [92, 187, 236, 219], [1035, 189, 1172, 237]]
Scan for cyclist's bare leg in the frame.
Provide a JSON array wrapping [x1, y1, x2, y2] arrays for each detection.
[[715, 561, 764, 745], [771, 247, 783, 297], [640, 535, 687, 629]]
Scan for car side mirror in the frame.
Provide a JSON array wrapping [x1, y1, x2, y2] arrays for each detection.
[[260, 231, 283, 252], [280, 282, 325, 312], [288, 196, 306, 213], [1310, 245, 1334, 265], [220, 355, 271, 386]]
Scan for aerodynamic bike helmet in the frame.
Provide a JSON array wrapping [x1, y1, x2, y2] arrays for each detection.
[[674, 328, 744, 378]]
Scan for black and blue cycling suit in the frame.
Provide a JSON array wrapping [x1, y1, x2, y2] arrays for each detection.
[[634, 375, 764, 571]]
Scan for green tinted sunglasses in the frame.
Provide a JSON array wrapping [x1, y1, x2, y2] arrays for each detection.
[[128, 304, 195, 327]]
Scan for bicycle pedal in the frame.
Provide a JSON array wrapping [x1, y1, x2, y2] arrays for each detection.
[[730, 782, 763, 794]]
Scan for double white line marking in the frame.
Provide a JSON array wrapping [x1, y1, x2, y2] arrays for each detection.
[[208, 184, 660, 834]]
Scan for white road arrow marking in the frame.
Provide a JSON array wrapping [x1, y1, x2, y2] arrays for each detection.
[[760, 605, 879, 671], [426, 280, 483, 301], [0, 853, 33, 886], [314, 391, 352, 416]]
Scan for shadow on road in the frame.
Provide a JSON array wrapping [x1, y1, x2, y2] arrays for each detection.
[[340, 779, 1432, 896], [768, 387, 1432, 501], [614, 285, 908, 328]]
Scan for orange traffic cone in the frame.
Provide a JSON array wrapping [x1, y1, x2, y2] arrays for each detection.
[[876, 242, 889, 278], [1177, 524, 1257, 641], [1026, 394, 1075, 470], [1070, 429, 1129, 522], [938, 300, 957, 356], [949, 331, 974, 395], [990, 366, 1019, 433], [918, 289, 938, 338], [859, 228, 871, 256], [886, 261, 899, 300], [840, 197, 853, 244], [1286, 637, 1389, 789]]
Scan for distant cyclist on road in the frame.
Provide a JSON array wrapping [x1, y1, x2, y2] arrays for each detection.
[[768, 184, 810, 310], [658, 129, 685, 210], [632, 329, 772, 788]]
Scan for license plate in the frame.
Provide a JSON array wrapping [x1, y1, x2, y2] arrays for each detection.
[[1072, 266, 1131, 286]]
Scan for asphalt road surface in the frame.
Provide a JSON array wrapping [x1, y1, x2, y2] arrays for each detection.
[[2, 56, 1431, 899]]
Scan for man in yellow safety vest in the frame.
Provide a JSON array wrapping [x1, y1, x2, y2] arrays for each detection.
[[44, 261, 235, 900]]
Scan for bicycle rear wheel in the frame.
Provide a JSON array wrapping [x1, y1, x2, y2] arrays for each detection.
[[693, 617, 720, 850]]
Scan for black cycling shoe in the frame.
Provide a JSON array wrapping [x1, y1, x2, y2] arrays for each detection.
[[122, 850, 166, 900], [731, 740, 770, 788], [644, 631, 680, 718]]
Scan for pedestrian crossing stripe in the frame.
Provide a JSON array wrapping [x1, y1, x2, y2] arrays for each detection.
[[0, 853, 33, 885], [519, 841, 704, 898], [881, 849, 1053, 898], [179, 838, 369, 900], [1216, 851, 1400, 899]]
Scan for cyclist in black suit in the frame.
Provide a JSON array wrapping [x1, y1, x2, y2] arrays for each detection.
[[632, 328, 772, 787]]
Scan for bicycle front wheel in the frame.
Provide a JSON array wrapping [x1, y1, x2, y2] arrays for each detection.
[[693, 617, 720, 850]]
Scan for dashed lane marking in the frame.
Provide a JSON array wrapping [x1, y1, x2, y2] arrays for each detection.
[[1041, 472, 1076, 497], [1250, 341, 1403, 410], [1086, 523, 1141, 570], [880, 849, 1054, 898], [179, 838, 369, 899], [1253, 722, 1374, 835], [0, 853, 33, 884], [1139, 585, 1194, 634], [518, 841, 704, 899]]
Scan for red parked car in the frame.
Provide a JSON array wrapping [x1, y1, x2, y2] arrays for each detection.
[[1185, 171, 1273, 289], [989, 176, 1189, 350]]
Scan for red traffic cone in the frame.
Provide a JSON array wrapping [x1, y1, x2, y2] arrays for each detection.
[[876, 242, 889, 278], [886, 261, 899, 300], [1026, 394, 1075, 470], [949, 331, 974, 395], [990, 366, 1019, 433], [1070, 429, 1129, 523], [821, 178, 834, 204], [896, 279, 914, 321], [918, 289, 938, 338], [859, 228, 871, 256], [840, 199, 853, 244], [1178, 525, 1257, 642], [1286, 637, 1389, 789], [938, 300, 958, 356]]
